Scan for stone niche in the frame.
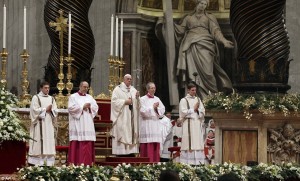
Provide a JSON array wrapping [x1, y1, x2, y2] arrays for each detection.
[[207, 110, 300, 164]]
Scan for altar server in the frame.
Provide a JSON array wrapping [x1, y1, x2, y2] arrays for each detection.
[[159, 112, 173, 162], [28, 81, 58, 166], [178, 83, 206, 165], [68, 81, 98, 165], [139, 82, 165, 162]]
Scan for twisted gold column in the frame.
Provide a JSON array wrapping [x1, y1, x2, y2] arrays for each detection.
[[0, 48, 8, 87]]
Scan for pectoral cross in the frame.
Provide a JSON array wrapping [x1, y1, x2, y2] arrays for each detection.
[[49, 10, 74, 56]]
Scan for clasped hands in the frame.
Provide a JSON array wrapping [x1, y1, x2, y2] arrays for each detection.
[[153, 102, 159, 109], [46, 104, 52, 113], [194, 102, 199, 112], [125, 91, 140, 105], [83, 103, 91, 111]]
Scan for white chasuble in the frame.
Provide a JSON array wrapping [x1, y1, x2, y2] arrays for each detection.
[[110, 82, 140, 155]]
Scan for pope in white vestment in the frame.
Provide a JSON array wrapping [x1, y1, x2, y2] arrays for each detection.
[[111, 74, 140, 155], [28, 82, 58, 166], [178, 83, 206, 165], [68, 81, 98, 165]]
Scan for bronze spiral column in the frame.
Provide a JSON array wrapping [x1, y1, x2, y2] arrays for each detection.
[[230, 0, 290, 93], [44, 0, 95, 93]]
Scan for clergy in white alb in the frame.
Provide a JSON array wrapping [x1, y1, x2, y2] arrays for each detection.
[[110, 74, 140, 155], [139, 82, 165, 162], [178, 83, 206, 165], [68, 81, 99, 165], [28, 82, 58, 166], [159, 114, 173, 162]]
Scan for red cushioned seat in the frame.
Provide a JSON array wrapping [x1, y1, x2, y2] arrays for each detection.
[[55, 146, 69, 151], [168, 146, 180, 152]]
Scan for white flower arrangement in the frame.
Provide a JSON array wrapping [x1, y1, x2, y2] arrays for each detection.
[[17, 162, 300, 181], [203, 92, 300, 120], [0, 87, 30, 142]]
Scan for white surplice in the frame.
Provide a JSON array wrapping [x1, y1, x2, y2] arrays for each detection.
[[28, 92, 58, 166], [179, 94, 206, 165], [139, 95, 165, 143], [159, 116, 173, 158], [68, 93, 98, 141], [110, 82, 140, 155]]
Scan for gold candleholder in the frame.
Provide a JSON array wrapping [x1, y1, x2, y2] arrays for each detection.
[[0, 48, 8, 88], [108, 55, 115, 96], [65, 54, 74, 96], [114, 56, 120, 86], [89, 86, 94, 98], [56, 55, 66, 108], [19, 49, 32, 107], [119, 57, 126, 83]]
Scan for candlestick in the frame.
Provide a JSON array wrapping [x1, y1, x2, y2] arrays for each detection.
[[19, 49, 32, 107], [24, 6, 27, 50], [115, 16, 118, 57], [68, 12, 71, 54], [120, 19, 123, 58], [65, 54, 74, 95], [110, 14, 114, 55], [0, 48, 8, 87], [3, 4, 6, 48]]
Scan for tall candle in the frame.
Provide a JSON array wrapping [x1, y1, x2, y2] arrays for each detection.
[[68, 12, 71, 54], [3, 4, 6, 48], [115, 16, 118, 57], [120, 19, 123, 58], [110, 14, 114, 56], [24, 6, 26, 49]]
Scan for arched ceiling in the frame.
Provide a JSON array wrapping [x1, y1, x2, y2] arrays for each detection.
[[137, 0, 231, 19]]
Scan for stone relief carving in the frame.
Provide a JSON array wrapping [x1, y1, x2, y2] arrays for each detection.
[[267, 124, 300, 163]]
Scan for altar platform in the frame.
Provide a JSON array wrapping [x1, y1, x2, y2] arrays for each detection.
[[11, 98, 300, 168]]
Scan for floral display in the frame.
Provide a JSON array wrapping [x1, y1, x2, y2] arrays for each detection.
[[18, 164, 113, 181], [0, 87, 30, 142], [203, 92, 300, 120], [17, 162, 300, 181]]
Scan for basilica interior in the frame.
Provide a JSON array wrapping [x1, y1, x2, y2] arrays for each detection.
[[1, 0, 299, 105], [1, 0, 300, 179]]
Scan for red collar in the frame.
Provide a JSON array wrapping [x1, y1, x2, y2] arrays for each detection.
[[147, 93, 154, 98], [77, 91, 86, 96]]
